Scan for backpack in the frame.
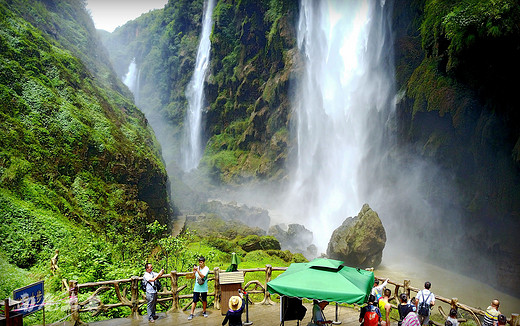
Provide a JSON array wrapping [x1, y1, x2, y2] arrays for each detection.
[[364, 311, 380, 326], [141, 277, 163, 292], [418, 292, 432, 316]]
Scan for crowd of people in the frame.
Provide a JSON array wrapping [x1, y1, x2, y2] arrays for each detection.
[[359, 278, 507, 326]]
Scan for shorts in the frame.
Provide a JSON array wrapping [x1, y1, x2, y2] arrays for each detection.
[[193, 292, 207, 303]]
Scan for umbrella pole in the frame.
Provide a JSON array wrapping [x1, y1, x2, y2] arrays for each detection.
[[332, 302, 342, 324], [243, 292, 253, 325]]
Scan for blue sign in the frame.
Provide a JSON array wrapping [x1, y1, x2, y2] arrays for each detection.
[[13, 281, 44, 316]]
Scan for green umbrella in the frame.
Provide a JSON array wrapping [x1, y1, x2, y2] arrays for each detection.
[[267, 258, 374, 304], [225, 252, 241, 272]]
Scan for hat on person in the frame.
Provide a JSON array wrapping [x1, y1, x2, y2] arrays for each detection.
[[198, 256, 205, 262], [228, 296, 242, 311], [498, 315, 507, 325]]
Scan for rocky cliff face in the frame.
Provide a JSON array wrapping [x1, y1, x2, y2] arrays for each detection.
[[392, 0, 520, 294]]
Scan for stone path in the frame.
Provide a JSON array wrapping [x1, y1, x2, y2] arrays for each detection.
[[83, 301, 360, 326]]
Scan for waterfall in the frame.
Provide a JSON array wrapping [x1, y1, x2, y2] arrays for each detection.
[[122, 58, 140, 99], [285, 0, 395, 253], [183, 0, 216, 171]]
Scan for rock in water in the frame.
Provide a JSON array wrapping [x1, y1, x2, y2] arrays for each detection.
[[327, 204, 386, 268]]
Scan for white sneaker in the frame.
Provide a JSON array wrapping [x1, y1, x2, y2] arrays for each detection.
[[188, 314, 194, 320], [203, 312, 209, 317]]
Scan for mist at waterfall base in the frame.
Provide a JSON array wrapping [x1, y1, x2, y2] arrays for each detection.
[[119, 0, 518, 302]]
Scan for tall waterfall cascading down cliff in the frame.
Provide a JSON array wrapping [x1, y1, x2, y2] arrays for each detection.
[[123, 58, 140, 103], [183, 0, 216, 171], [284, 0, 397, 252]]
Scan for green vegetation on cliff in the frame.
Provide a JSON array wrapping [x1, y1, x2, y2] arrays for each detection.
[[0, 1, 173, 319]]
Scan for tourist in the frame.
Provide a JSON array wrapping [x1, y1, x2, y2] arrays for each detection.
[[143, 263, 164, 323], [446, 308, 459, 326], [402, 309, 421, 326], [415, 281, 435, 326], [482, 300, 501, 326], [398, 293, 415, 326], [371, 278, 389, 301], [188, 256, 210, 320], [222, 290, 245, 326], [310, 299, 332, 325], [379, 288, 392, 326], [359, 294, 381, 326]]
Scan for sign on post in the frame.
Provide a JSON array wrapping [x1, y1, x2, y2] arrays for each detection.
[[12, 281, 44, 316]]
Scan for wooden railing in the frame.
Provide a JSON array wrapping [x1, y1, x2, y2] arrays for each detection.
[[64, 269, 519, 326], [65, 265, 287, 325], [373, 277, 520, 326]]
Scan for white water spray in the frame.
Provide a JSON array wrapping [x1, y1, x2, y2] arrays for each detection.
[[183, 0, 216, 171], [284, 0, 395, 253], [123, 58, 140, 102]]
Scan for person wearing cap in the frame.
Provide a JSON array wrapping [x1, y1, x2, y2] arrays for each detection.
[[188, 256, 210, 320], [497, 314, 507, 326], [483, 299, 501, 326], [222, 290, 245, 326]]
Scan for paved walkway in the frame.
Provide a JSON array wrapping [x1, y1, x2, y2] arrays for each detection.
[[85, 302, 360, 326]]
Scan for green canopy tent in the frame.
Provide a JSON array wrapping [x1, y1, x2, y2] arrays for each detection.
[[267, 258, 374, 304]]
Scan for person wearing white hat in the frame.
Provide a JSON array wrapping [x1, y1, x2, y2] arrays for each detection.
[[222, 290, 246, 326]]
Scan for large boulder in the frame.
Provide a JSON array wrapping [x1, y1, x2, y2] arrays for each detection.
[[327, 204, 386, 268]]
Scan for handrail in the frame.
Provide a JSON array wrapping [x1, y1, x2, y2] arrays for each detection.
[[66, 264, 287, 325], [66, 269, 518, 326]]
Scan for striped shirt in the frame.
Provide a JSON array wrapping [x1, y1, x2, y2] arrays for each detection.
[[483, 306, 500, 326], [402, 312, 421, 326]]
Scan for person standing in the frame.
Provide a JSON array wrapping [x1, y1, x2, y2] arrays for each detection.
[[378, 289, 392, 326], [188, 256, 210, 320], [415, 281, 435, 326], [371, 278, 389, 301], [143, 263, 164, 323], [445, 308, 459, 326], [482, 300, 501, 326], [222, 290, 245, 326], [398, 293, 415, 326], [359, 295, 382, 326]]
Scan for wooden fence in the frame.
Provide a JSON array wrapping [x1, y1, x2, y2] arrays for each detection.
[[64, 268, 519, 326], [65, 264, 287, 325], [373, 277, 520, 326]]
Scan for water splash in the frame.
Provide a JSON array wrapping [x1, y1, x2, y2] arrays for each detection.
[[183, 0, 216, 171], [284, 0, 395, 253]]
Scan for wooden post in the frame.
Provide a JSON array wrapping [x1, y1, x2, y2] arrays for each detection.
[[404, 280, 410, 298], [511, 313, 519, 326], [168, 271, 179, 313], [214, 267, 220, 310], [261, 264, 274, 305], [68, 280, 81, 326], [4, 299, 10, 326], [450, 298, 458, 310], [130, 276, 139, 318]]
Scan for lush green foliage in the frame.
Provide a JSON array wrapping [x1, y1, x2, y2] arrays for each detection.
[[0, 3, 172, 323]]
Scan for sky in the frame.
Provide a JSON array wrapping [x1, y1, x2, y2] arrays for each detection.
[[86, 0, 169, 33]]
